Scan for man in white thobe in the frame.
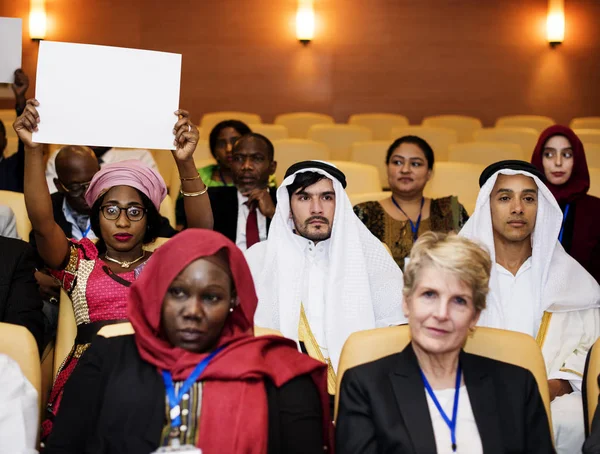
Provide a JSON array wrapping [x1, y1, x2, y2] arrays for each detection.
[[460, 160, 600, 454], [245, 161, 405, 399]]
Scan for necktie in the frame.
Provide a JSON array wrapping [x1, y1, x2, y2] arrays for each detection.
[[246, 205, 260, 249]]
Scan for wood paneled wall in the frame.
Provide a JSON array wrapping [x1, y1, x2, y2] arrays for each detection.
[[1, 0, 598, 126]]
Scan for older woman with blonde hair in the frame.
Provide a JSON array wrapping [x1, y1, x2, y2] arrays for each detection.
[[336, 232, 554, 454]]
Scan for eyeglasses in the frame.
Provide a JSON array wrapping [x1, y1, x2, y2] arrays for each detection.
[[100, 205, 147, 222], [58, 180, 92, 197]]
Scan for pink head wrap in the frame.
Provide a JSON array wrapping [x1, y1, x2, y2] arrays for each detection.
[[84, 159, 167, 210]]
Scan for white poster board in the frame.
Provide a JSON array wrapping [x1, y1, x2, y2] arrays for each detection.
[[33, 41, 181, 150], [0, 18, 22, 83]]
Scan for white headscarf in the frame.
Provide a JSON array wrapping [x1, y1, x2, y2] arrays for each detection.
[[245, 163, 405, 371], [459, 168, 600, 329]]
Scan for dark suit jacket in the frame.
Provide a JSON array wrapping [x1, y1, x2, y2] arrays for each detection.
[[29, 193, 178, 254], [0, 105, 25, 192], [336, 343, 554, 454], [45, 335, 324, 454], [0, 236, 44, 352], [207, 186, 277, 243]]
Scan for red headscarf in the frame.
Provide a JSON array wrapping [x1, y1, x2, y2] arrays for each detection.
[[531, 125, 590, 204], [127, 229, 333, 453]]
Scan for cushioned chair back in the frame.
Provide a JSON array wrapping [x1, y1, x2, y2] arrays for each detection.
[[448, 142, 526, 166], [307, 124, 372, 161], [272, 138, 330, 183], [571, 117, 600, 130], [249, 124, 289, 141], [473, 127, 539, 156], [351, 141, 391, 188], [328, 160, 382, 194], [254, 326, 283, 337], [148, 149, 176, 189], [495, 115, 555, 134], [423, 161, 484, 214], [275, 112, 334, 139], [422, 115, 483, 143], [334, 325, 552, 436], [585, 339, 600, 433], [589, 168, 600, 198], [0, 190, 32, 240], [389, 126, 458, 162], [199, 112, 262, 139], [0, 322, 42, 415], [348, 114, 409, 141], [574, 129, 600, 145], [584, 143, 600, 169]]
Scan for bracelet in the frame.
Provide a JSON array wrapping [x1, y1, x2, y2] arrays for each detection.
[[180, 174, 201, 181], [180, 186, 208, 197]]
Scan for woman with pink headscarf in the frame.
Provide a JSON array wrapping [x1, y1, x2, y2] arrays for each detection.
[[14, 98, 214, 442]]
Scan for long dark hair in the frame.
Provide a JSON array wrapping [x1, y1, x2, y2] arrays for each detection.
[[208, 120, 252, 159]]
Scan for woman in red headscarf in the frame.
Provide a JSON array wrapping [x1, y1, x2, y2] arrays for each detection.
[[44, 229, 333, 454], [531, 125, 600, 283]]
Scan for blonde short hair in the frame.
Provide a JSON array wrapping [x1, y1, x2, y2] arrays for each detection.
[[403, 232, 492, 312]]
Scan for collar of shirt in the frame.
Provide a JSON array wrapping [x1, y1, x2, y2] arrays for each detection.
[[293, 233, 330, 262], [61, 197, 93, 240], [495, 256, 532, 278]]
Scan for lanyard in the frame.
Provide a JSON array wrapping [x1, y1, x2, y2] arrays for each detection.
[[161, 346, 224, 431], [391, 196, 425, 242], [420, 364, 462, 453], [81, 222, 92, 238], [558, 203, 570, 244]]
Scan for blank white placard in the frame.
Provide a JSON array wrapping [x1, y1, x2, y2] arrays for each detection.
[[0, 18, 22, 83], [34, 41, 181, 150]]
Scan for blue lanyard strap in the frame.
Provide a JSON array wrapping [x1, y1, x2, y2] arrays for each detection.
[[420, 363, 462, 453], [81, 222, 92, 238], [391, 196, 425, 242], [161, 346, 224, 429], [558, 203, 570, 244]]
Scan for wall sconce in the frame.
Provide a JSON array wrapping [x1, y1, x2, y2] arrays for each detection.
[[29, 0, 47, 41], [296, 0, 315, 45], [547, 0, 564, 47]]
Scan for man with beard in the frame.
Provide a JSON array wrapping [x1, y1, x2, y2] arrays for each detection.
[[245, 160, 405, 406], [203, 133, 277, 250]]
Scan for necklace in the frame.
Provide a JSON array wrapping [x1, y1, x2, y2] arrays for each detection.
[[104, 251, 145, 269], [391, 196, 425, 243]]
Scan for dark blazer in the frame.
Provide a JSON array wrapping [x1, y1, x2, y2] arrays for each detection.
[[0, 106, 25, 193], [336, 343, 554, 454], [45, 335, 324, 454], [0, 236, 44, 352], [29, 193, 178, 252], [207, 186, 277, 243]]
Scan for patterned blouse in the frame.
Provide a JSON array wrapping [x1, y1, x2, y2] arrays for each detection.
[[353, 196, 469, 270]]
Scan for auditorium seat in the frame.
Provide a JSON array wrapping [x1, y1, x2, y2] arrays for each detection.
[[0, 109, 16, 139], [334, 325, 553, 437], [589, 168, 600, 198], [0, 322, 42, 418], [149, 150, 176, 190], [571, 117, 600, 130], [193, 139, 212, 162], [422, 162, 484, 214], [328, 161, 381, 194], [348, 113, 409, 140], [351, 141, 390, 188], [348, 191, 390, 207], [584, 338, 600, 434], [307, 124, 372, 161], [4, 136, 18, 157], [272, 139, 330, 183], [159, 195, 176, 228], [473, 127, 538, 156], [422, 115, 482, 143], [249, 123, 289, 141], [574, 129, 600, 145], [389, 126, 458, 162], [495, 115, 555, 134], [0, 190, 32, 240], [448, 142, 525, 166], [199, 112, 262, 139], [585, 143, 600, 169], [274, 112, 334, 139]]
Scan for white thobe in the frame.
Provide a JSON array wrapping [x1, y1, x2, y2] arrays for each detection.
[[0, 354, 38, 454], [235, 192, 267, 251], [494, 260, 599, 454]]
